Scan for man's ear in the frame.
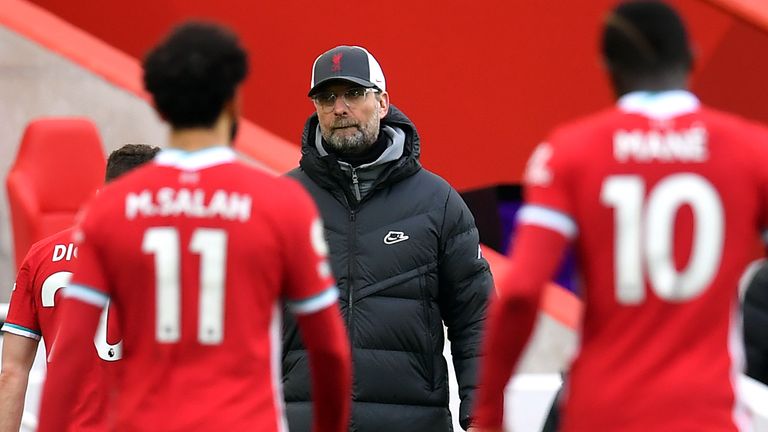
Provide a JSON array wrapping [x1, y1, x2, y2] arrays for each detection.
[[228, 89, 243, 119], [378, 91, 390, 119], [222, 90, 243, 145]]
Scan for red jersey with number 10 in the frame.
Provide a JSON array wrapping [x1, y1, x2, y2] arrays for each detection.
[[519, 91, 768, 431], [63, 147, 338, 431]]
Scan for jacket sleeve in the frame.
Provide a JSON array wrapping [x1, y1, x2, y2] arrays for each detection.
[[437, 187, 494, 430], [744, 262, 768, 385]]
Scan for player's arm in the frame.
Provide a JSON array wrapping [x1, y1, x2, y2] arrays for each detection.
[[473, 139, 576, 430], [37, 290, 105, 432], [0, 258, 42, 432], [472, 222, 570, 429], [0, 333, 38, 432], [292, 302, 351, 432], [280, 182, 351, 432]]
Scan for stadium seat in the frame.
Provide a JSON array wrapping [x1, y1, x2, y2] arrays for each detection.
[[6, 118, 105, 270]]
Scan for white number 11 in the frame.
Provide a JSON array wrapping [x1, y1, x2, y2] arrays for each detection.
[[142, 227, 228, 345]]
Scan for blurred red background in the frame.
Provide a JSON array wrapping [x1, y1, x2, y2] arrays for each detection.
[[26, 0, 768, 190]]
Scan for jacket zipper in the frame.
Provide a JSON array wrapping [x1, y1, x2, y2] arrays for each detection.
[[347, 209, 357, 333], [347, 168, 360, 331], [351, 168, 362, 202]]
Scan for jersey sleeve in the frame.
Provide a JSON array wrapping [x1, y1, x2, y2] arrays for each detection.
[[518, 140, 578, 240], [473, 223, 571, 428], [64, 207, 110, 309], [279, 181, 338, 316], [1, 258, 41, 340]]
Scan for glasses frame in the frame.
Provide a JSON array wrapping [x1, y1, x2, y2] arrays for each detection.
[[311, 87, 380, 113]]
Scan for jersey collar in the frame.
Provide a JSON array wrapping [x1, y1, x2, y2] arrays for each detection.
[[617, 90, 700, 120], [154, 146, 236, 170]]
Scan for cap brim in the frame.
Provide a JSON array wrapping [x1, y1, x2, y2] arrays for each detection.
[[308, 76, 377, 97]]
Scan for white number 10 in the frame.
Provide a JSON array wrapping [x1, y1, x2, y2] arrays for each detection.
[[142, 227, 228, 345], [601, 174, 724, 304]]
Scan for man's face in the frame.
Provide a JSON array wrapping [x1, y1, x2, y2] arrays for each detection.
[[312, 82, 389, 155]]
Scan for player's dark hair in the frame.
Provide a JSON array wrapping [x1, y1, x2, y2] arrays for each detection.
[[143, 21, 248, 129], [105, 144, 161, 182], [602, 1, 692, 76]]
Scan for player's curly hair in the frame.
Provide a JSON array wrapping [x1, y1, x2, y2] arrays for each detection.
[[602, 1, 692, 75], [106, 144, 161, 182], [143, 21, 248, 129]]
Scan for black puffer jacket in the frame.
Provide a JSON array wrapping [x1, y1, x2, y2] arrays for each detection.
[[282, 106, 493, 431], [744, 262, 768, 385]]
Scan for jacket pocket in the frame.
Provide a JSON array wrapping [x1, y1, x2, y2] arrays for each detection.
[[355, 265, 427, 300]]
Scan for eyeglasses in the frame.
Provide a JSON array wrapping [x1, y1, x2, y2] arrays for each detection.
[[311, 87, 379, 113]]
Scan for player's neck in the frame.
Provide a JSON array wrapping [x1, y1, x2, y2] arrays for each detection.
[[168, 127, 230, 152], [613, 70, 689, 98]]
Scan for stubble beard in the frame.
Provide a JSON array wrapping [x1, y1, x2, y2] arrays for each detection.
[[322, 107, 381, 155]]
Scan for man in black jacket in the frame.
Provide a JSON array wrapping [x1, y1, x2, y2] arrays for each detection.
[[744, 262, 768, 386], [282, 45, 494, 432]]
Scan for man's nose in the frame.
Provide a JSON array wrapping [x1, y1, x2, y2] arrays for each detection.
[[332, 95, 349, 114]]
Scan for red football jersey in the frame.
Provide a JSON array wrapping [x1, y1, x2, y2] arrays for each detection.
[[2, 227, 121, 431], [59, 147, 337, 431], [518, 91, 768, 431]]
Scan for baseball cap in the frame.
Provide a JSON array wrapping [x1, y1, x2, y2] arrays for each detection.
[[308, 45, 386, 96]]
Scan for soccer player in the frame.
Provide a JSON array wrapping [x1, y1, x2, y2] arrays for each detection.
[[0, 143, 159, 432], [37, 22, 351, 432], [473, 2, 768, 431]]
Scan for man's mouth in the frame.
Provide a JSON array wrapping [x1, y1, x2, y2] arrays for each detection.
[[333, 124, 358, 130]]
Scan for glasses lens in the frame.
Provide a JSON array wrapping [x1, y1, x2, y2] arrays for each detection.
[[313, 92, 336, 109], [343, 88, 368, 106]]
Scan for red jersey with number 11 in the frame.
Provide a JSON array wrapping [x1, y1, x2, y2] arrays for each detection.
[[58, 147, 339, 431], [520, 91, 768, 431]]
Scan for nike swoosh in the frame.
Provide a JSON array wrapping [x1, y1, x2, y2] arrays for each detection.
[[383, 231, 410, 245]]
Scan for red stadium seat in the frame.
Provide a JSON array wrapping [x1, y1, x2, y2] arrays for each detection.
[[6, 118, 105, 270]]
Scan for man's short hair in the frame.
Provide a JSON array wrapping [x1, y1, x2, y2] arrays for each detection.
[[602, 1, 692, 75], [105, 144, 161, 182], [142, 21, 248, 129]]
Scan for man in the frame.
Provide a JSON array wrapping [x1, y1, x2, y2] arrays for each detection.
[[472, 2, 768, 431], [744, 262, 768, 385], [282, 45, 493, 432], [37, 22, 351, 432], [0, 144, 159, 432]]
